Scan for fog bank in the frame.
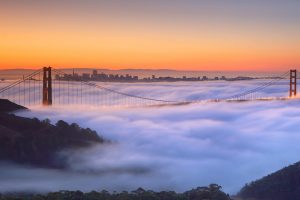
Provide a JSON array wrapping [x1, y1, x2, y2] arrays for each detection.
[[1, 81, 300, 194]]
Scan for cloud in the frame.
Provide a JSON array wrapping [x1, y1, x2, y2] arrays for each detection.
[[1, 79, 299, 194]]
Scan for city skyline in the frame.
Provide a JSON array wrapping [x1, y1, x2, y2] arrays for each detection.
[[1, 0, 299, 71], [55, 69, 243, 82], [1, 1, 300, 198]]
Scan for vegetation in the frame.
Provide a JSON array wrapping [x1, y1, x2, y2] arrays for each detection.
[[0, 184, 231, 200], [238, 161, 300, 200], [0, 112, 105, 168]]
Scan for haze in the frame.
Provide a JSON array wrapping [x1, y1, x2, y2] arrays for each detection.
[[0, 80, 298, 194]]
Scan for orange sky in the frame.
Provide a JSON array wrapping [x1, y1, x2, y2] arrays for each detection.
[[0, 1, 299, 71]]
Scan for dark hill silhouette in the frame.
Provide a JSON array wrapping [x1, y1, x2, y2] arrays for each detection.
[[0, 113, 105, 168], [238, 162, 300, 200], [0, 99, 27, 112], [0, 99, 105, 168], [0, 184, 232, 200]]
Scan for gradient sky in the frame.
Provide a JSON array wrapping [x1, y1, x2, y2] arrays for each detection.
[[0, 0, 299, 71]]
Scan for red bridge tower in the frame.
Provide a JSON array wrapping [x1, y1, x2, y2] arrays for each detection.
[[290, 69, 297, 97], [43, 67, 52, 105]]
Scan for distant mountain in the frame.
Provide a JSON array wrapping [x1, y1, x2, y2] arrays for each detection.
[[119, 68, 177, 72], [238, 161, 300, 200], [0, 69, 35, 73], [0, 99, 106, 168]]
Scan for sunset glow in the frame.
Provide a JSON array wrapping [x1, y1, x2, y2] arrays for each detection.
[[1, 1, 299, 70]]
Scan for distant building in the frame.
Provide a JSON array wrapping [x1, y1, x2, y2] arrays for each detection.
[[54, 69, 235, 83], [82, 73, 90, 79], [92, 70, 97, 76]]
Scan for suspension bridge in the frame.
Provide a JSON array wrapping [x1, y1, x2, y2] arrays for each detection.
[[0, 67, 298, 108]]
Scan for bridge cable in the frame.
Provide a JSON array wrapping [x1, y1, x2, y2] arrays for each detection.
[[53, 69, 185, 104], [221, 71, 290, 100]]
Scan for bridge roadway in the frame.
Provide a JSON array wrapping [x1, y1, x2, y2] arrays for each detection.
[[0, 67, 298, 107]]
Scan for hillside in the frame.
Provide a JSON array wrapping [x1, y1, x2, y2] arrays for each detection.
[[0, 99, 27, 112], [238, 162, 300, 200], [0, 113, 105, 168], [0, 99, 106, 168]]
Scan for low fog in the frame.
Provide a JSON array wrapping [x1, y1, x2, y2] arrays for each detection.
[[1, 80, 300, 194]]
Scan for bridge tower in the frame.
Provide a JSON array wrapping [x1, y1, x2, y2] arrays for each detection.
[[43, 67, 52, 105], [290, 69, 297, 98]]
